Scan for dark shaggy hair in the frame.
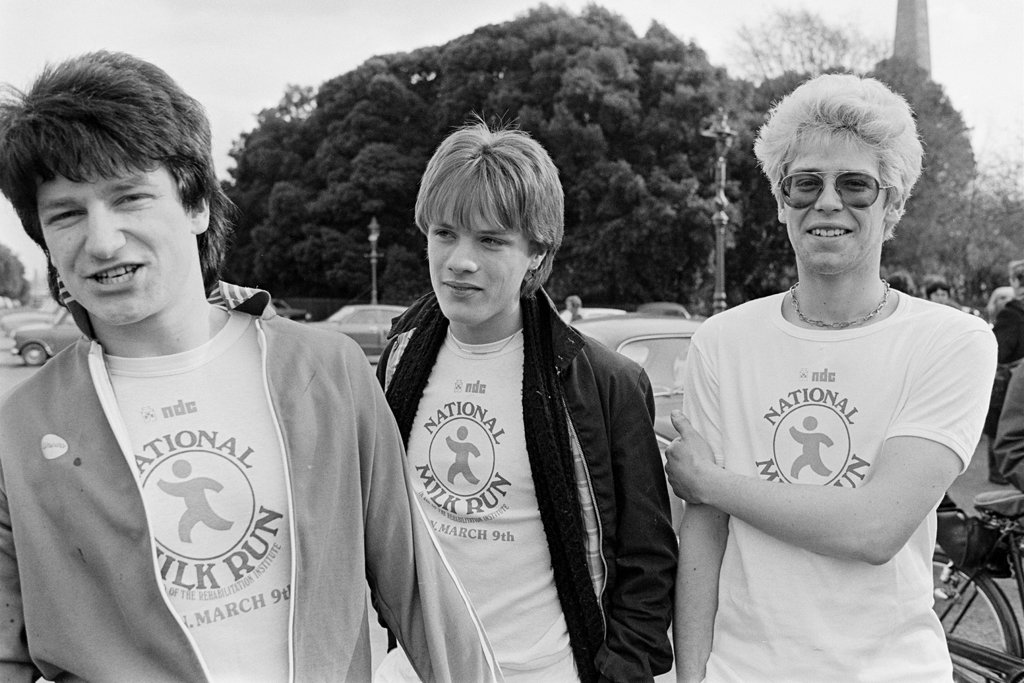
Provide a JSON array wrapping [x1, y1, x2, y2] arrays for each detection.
[[0, 51, 234, 300]]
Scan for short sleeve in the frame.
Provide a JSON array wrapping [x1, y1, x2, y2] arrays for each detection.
[[682, 331, 725, 467], [887, 327, 997, 468]]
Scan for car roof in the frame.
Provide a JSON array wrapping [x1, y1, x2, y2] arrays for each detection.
[[337, 304, 406, 311], [636, 301, 691, 317], [574, 313, 702, 348]]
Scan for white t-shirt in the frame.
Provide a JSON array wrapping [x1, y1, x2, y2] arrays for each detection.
[[108, 311, 292, 682], [403, 331, 575, 680], [683, 291, 995, 682]]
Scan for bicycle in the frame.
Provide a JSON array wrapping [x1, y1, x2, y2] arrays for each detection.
[[934, 490, 1024, 682]]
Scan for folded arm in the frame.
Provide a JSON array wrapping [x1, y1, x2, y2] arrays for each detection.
[[666, 413, 960, 565]]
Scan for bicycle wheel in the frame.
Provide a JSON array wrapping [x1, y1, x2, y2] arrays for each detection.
[[933, 548, 1023, 656]]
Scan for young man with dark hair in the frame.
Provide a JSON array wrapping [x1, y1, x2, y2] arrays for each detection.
[[0, 51, 497, 681]]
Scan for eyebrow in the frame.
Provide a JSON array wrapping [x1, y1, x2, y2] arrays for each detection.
[[38, 173, 157, 211], [37, 196, 81, 212], [105, 173, 157, 193], [433, 220, 514, 236]]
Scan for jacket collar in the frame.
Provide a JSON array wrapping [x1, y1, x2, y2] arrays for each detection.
[[388, 288, 586, 373], [59, 279, 274, 339]]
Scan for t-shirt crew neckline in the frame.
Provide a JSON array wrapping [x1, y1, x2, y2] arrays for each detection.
[[445, 329, 524, 359], [770, 288, 908, 341], [104, 310, 251, 376]]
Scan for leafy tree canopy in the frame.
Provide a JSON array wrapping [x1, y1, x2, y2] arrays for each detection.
[[224, 4, 734, 308], [223, 4, 987, 310]]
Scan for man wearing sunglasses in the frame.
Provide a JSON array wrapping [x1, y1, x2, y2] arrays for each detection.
[[666, 74, 997, 681]]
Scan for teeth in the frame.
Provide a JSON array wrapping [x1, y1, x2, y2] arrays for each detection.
[[94, 265, 138, 282], [811, 228, 847, 237]]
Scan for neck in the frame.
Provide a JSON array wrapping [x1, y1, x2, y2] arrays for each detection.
[[448, 305, 524, 345], [786, 272, 893, 328], [96, 303, 229, 357]]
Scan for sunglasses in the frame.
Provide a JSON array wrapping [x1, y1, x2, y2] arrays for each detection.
[[780, 171, 891, 209]]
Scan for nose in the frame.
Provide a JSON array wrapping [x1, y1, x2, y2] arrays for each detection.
[[813, 176, 844, 211], [83, 206, 127, 259], [446, 238, 478, 273]]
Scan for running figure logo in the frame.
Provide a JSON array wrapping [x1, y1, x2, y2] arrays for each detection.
[[765, 394, 862, 486], [789, 416, 835, 478], [446, 426, 482, 485], [158, 459, 234, 542]]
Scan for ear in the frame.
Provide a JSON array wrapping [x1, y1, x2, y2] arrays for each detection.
[[776, 197, 788, 225], [530, 250, 547, 270], [189, 200, 211, 236], [882, 195, 904, 234]]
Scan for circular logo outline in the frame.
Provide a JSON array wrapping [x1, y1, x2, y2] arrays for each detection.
[[771, 404, 851, 486], [142, 449, 257, 562]]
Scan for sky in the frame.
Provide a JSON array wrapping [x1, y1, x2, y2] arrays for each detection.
[[1, 0, 1021, 281]]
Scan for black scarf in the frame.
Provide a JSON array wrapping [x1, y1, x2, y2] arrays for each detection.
[[384, 292, 605, 682]]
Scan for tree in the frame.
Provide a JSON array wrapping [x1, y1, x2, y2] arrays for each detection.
[[0, 243, 29, 303], [223, 4, 733, 307], [947, 143, 1024, 302], [732, 9, 888, 82], [870, 58, 981, 303], [221, 5, 982, 311], [222, 85, 319, 288]]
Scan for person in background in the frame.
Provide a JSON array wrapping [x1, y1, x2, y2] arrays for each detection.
[[560, 294, 583, 323], [986, 285, 1016, 326], [987, 261, 1024, 485], [0, 51, 497, 682], [993, 260, 1024, 365], [374, 120, 676, 682], [666, 73, 996, 681], [995, 364, 1024, 489], [923, 276, 954, 306], [924, 275, 980, 316], [883, 268, 917, 298]]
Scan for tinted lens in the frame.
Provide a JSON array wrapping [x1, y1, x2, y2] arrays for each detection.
[[781, 173, 824, 208], [835, 172, 881, 207], [781, 172, 882, 208]]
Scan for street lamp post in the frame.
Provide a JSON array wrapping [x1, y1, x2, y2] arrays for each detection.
[[700, 108, 736, 316], [368, 216, 380, 305]]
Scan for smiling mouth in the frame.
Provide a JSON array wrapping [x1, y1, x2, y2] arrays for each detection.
[[91, 265, 141, 284], [809, 228, 851, 237]]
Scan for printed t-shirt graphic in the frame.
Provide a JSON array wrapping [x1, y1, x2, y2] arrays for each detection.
[[108, 311, 291, 681], [406, 331, 575, 678]]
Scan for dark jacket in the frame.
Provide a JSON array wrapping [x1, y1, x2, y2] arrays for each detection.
[[997, 364, 1024, 490], [994, 298, 1024, 364], [377, 293, 677, 682]]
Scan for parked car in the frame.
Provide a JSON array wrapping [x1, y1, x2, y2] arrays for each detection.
[[576, 307, 627, 320], [0, 299, 61, 336], [11, 308, 82, 366], [636, 301, 693, 319], [308, 304, 406, 363], [270, 298, 311, 321], [575, 313, 704, 529]]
